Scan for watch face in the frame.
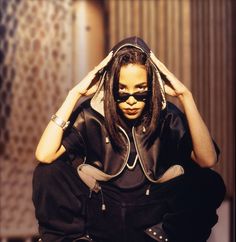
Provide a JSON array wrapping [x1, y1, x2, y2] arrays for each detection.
[[51, 114, 69, 130]]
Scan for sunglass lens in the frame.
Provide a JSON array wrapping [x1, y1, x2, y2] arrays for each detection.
[[115, 91, 149, 103]]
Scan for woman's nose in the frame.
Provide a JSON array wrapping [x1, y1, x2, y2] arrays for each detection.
[[126, 95, 137, 105]]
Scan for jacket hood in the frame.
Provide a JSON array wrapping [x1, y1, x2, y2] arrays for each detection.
[[111, 36, 150, 56], [91, 36, 166, 116]]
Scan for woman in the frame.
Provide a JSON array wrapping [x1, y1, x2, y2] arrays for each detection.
[[33, 37, 225, 242]]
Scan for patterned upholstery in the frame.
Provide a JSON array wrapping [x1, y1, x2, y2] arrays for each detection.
[[0, 0, 72, 238]]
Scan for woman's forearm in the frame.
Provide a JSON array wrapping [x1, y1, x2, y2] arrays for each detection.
[[179, 91, 217, 167], [35, 90, 81, 163]]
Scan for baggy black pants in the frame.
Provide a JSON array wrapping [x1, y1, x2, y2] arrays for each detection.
[[32, 159, 226, 242]]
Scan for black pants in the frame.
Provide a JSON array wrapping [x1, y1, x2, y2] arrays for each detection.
[[32, 159, 225, 242]]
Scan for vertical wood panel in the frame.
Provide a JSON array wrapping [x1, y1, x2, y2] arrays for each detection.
[[108, 0, 116, 48], [126, 0, 132, 35], [156, 0, 166, 61], [203, 0, 210, 125], [166, 1, 172, 68], [221, 1, 227, 181], [133, 0, 140, 36], [142, 0, 148, 42], [209, 0, 216, 136], [149, 1, 155, 50], [227, 0, 234, 196], [225, 0, 234, 196], [173, 0, 180, 79], [181, 1, 191, 89], [118, 0, 124, 40], [190, 0, 234, 196]]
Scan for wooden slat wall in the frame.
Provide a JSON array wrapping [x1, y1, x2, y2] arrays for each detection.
[[106, 0, 234, 196], [107, 0, 191, 101], [190, 0, 234, 196]]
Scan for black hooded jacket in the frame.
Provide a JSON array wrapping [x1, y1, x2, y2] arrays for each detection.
[[62, 37, 197, 183]]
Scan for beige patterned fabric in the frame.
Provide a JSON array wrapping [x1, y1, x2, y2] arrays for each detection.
[[0, 0, 72, 237]]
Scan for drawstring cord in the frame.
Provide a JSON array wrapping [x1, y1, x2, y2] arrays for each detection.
[[89, 183, 152, 210], [100, 187, 106, 211], [145, 184, 152, 196], [88, 184, 106, 211], [89, 189, 93, 198]]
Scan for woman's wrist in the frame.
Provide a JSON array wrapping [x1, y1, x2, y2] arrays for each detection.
[[55, 90, 81, 119], [177, 89, 195, 112], [178, 89, 192, 103], [68, 89, 83, 99]]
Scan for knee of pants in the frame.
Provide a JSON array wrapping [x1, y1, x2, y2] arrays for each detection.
[[33, 158, 84, 188], [183, 168, 226, 209], [33, 159, 67, 184], [32, 159, 87, 208], [193, 168, 226, 209], [32, 159, 87, 221], [168, 168, 226, 210], [33, 160, 64, 196]]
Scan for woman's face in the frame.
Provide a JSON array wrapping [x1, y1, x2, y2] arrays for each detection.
[[117, 64, 148, 120]]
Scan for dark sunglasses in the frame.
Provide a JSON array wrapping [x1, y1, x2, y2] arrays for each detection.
[[115, 90, 150, 103]]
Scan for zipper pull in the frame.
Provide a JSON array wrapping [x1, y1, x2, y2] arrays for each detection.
[[89, 189, 92, 198], [142, 126, 146, 133], [100, 187, 106, 211], [146, 184, 151, 196], [101, 203, 106, 211]]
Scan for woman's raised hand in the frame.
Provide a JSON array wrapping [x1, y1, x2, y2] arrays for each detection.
[[150, 51, 189, 97], [150, 52, 218, 168], [71, 51, 113, 96]]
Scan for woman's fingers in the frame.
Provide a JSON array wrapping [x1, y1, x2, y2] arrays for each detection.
[[150, 51, 175, 79], [164, 78, 188, 97], [151, 52, 169, 72], [150, 51, 189, 96], [82, 51, 113, 84], [93, 51, 113, 73], [164, 84, 177, 97], [74, 51, 113, 95], [84, 83, 99, 96]]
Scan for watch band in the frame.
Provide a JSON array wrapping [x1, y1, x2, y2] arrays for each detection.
[[51, 114, 70, 130]]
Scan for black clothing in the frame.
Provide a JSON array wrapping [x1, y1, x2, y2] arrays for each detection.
[[33, 37, 225, 242], [32, 158, 88, 241], [62, 101, 197, 182], [32, 159, 225, 242], [32, 100, 225, 242], [111, 123, 147, 189]]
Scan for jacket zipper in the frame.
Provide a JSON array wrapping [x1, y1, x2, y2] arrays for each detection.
[[78, 125, 130, 178], [132, 126, 160, 183], [88, 119, 131, 176], [115, 125, 131, 176], [79, 124, 165, 183]]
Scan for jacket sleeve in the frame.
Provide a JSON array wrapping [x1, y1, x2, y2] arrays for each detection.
[[62, 127, 85, 154], [175, 112, 193, 162], [159, 103, 193, 169], [171, 104, 220, 166], [62, 108, 87, 159]]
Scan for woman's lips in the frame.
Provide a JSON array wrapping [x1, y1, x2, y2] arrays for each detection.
[[124, 109, 139, 115]]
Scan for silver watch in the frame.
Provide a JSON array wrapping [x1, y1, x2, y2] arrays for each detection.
[[51, 114, 70, 130]]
